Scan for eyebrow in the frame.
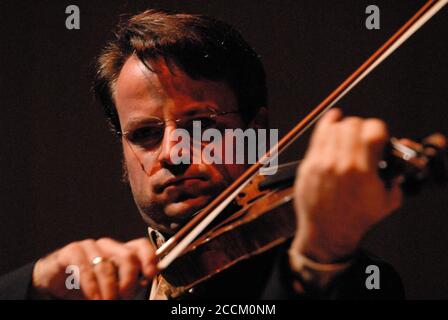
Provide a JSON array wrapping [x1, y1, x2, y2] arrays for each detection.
[[123, 104, 218, 132], [124, 117, 162, 133], [176, 104, 217, 117]]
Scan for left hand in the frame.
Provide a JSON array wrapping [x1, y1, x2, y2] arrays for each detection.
[[291, 109, 402, 263]]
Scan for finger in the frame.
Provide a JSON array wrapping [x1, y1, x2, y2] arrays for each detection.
[[361, 118, 389, 169], [125, 238, 158, 280], [97, 238, 141, 300], [59, 242, 101, 300], [307, 108, 343, 156], [337, 117, 363, 170], [336, 117, 370, 174], [316, 108, 343, 128], [81, 240, 119, 300]]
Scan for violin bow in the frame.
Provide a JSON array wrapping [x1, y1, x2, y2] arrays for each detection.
[[156, 0, 448, 270]]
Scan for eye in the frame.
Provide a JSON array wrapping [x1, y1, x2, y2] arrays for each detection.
[[197, 116, 217, 129], [128, 125, 164, 147], [183, 116, 217, 132]]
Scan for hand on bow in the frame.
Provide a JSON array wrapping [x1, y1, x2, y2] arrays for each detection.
[[32, 237, 157, 299]]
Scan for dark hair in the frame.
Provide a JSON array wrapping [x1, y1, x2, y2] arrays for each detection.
[[93, 9, 267, 135]]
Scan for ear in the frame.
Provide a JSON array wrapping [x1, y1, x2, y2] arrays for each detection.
[[248, 107, 269, 129]]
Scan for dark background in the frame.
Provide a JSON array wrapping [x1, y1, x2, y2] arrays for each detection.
[[0, 0, 447, 299]]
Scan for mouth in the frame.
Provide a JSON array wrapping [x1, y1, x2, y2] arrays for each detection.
[[155, 176, 207, 193]]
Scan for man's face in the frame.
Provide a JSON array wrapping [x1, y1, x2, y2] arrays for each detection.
[[114, 55, 249, 234]]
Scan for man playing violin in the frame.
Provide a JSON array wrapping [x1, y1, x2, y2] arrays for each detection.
[[0, 9, 404, 300]]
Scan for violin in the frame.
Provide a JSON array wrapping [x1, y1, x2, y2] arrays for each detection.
[[150, 0, 448, 298], [159, 134, 447, 297]]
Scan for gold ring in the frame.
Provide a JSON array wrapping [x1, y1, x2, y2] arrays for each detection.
[[91, 256, 108, 266]]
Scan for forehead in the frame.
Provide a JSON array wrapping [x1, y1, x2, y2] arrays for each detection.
[[114, 55, 237, 126]]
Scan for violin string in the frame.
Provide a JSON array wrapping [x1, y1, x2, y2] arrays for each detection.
[[155, 0, 447, 270]]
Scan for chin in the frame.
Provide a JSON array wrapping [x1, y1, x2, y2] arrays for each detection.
[[164, 195, 210, 222]]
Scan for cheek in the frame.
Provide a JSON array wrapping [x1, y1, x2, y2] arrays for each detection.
[[123, 144, 157, 192], [203, 162, 247, 185], [199, 136, 247, 183], [220, 163, 247, 181]]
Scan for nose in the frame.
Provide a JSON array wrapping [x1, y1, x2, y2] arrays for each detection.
[[157, 124, 190, 173], [158, 125, 178, 166]]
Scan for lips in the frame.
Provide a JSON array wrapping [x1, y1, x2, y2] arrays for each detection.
[[156, 176, 207, 193]]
